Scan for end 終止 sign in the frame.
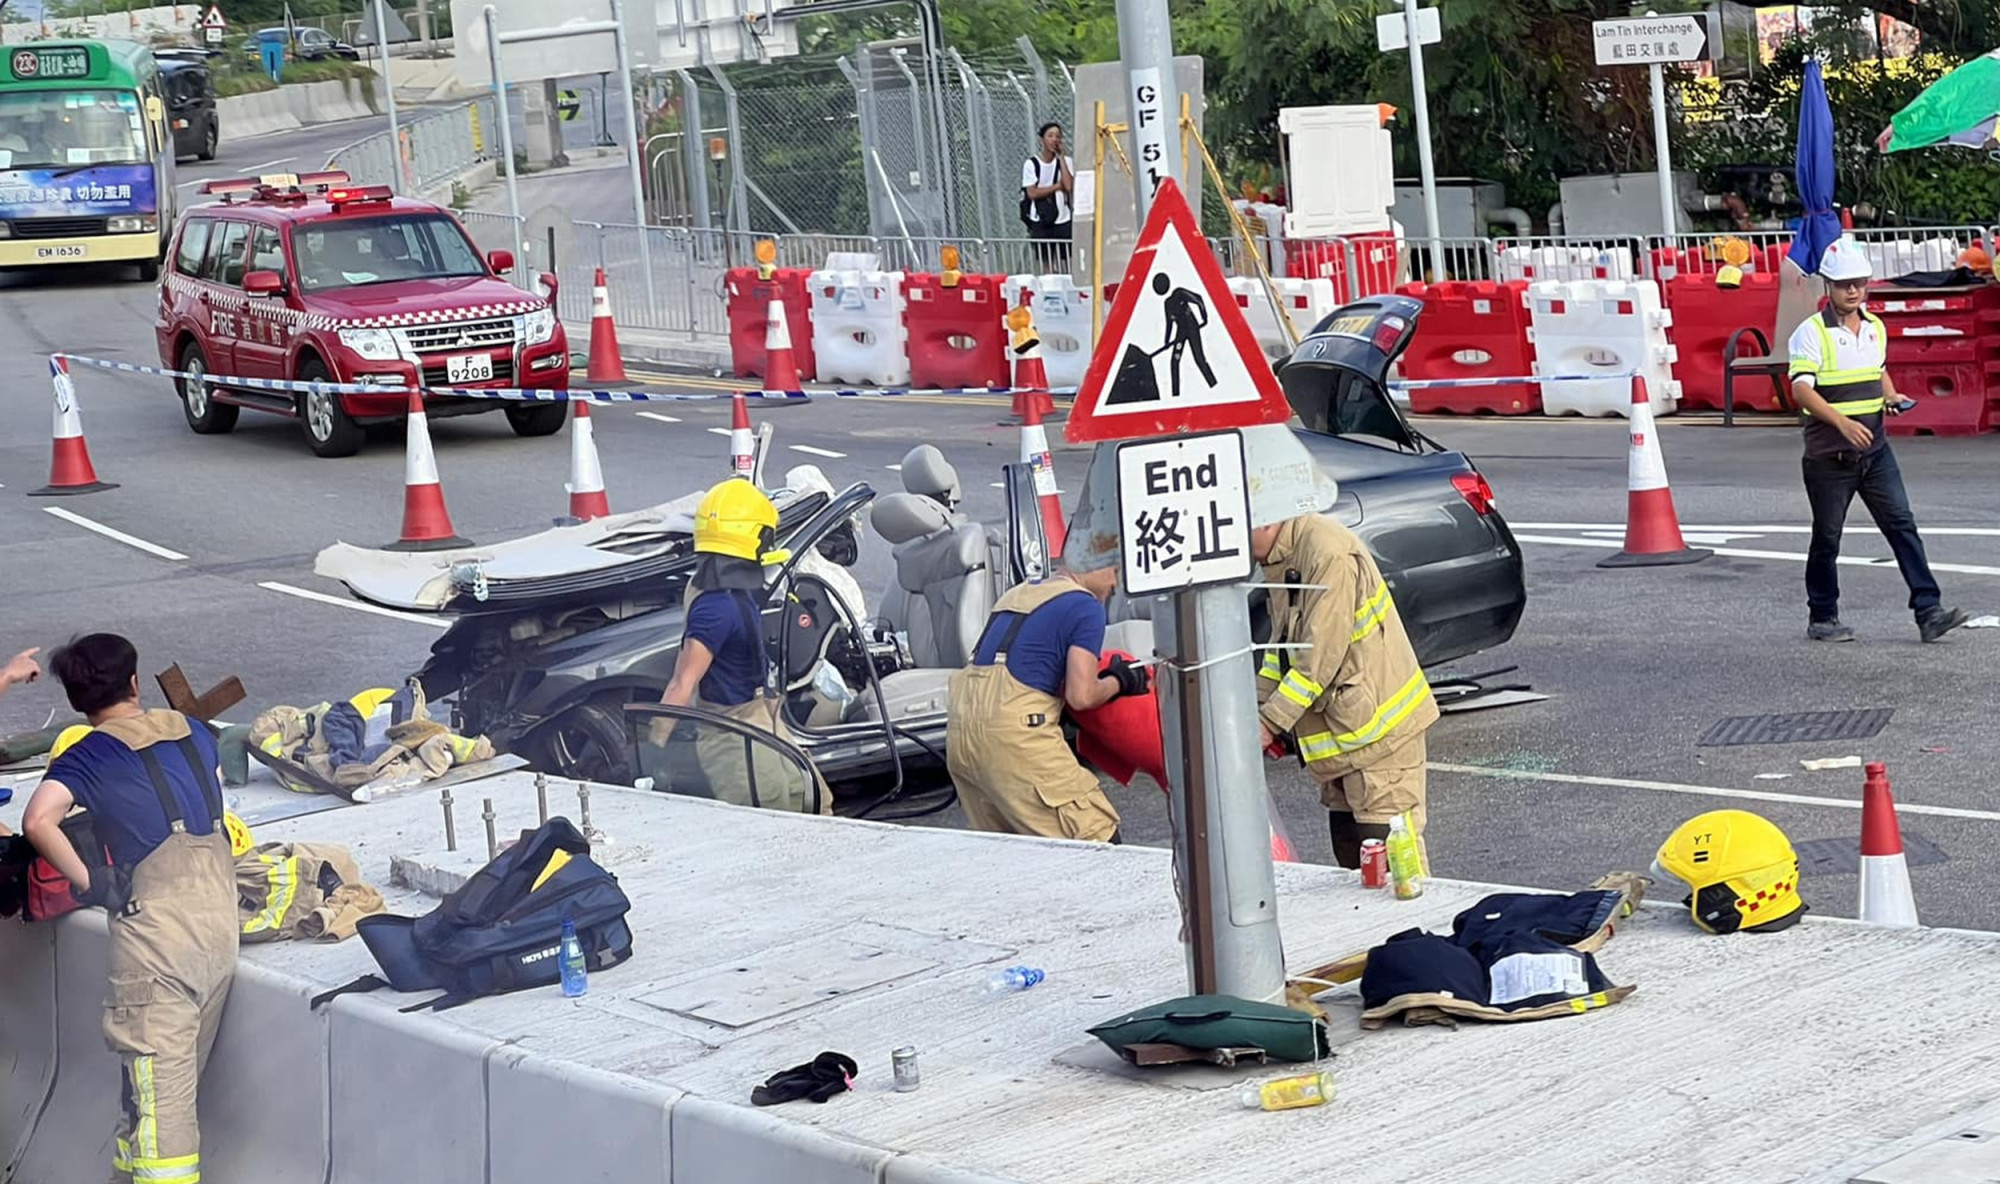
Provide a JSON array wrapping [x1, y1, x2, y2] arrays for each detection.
[[1115, 430, 1254, 595]]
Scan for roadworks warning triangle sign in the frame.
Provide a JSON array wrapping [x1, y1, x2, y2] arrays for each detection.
[[1065, 177, 1292, 444]]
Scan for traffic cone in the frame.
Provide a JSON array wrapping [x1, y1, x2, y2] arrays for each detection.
[[565, 400, 610, 521], [1858, 761, 1919, 927], [386, 390, 469, 551], [586, 268, 627, 384], [763, 298, 801, 393], [729, 393, 755, 480], [1020, 397, 1066, 556], [1597, 376, 1711, 568], [1008, 300, 1055, 422], [31, 356, 117, 496]]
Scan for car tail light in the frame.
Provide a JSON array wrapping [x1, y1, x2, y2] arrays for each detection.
[[1371, 314, 1407, 355], [1451, 470, 1495, 515]]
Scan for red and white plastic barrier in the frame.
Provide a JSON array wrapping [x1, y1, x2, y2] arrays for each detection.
[[1528, 279, 1679, 417], [809, 269, 909, 387]]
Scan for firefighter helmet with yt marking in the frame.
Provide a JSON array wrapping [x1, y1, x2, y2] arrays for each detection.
[[1654, 809, 1806, 934], [693, 478, 784, 563]]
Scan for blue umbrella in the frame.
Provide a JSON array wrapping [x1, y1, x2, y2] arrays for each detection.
[[1789, 58, 1840, 275]]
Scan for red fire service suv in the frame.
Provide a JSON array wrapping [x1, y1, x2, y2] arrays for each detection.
[[155, 171, 570, 457]]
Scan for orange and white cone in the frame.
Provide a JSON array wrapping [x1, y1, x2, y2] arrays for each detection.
[[565, 400, 610, 521], [763, 298, 802, 393], [1020, 397, 1066, 556], [386, 390, 468, 551], [1859, 761, 1919, 927], [1598, 376, 1711, 568], [729, 393, 755, 480], [1008, 302, 1055, 422], [586, 268, 627, 383], [31, 356, 117, 496]]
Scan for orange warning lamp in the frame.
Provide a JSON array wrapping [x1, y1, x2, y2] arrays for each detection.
[[940, 244, 962, 288], [708, 136, 728, 161], [1376, 103, 1398, 127], [1006, 303, 1039, 355], [754, 237, 777, 281], [1718, 237, 1752, 267], [1958, 244, 1992, 275]]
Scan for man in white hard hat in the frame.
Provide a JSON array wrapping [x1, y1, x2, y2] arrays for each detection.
[[1787, 235, 1967, 643]]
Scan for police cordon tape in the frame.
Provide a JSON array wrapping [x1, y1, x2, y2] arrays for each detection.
[[53, 353, 1629, 402]]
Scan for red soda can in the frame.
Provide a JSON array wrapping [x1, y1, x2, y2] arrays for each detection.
[[1360, 839, 1389, 888]]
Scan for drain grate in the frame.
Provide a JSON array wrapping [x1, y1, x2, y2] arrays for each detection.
[[1793, 833, 1948, 875], [1697, 708, 1894, 747]]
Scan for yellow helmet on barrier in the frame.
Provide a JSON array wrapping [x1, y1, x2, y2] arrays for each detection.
[[49, 724, 94, 761], [1654, 810, 1806, 934], [692, 479, 781, 562]]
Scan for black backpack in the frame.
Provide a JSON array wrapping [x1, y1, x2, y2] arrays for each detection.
[[312, 818, 633, 1013]]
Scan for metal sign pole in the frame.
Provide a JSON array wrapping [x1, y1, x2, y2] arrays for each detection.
[[1646, 11, 1677, 237], [483, 5, 525, 262], [608, 0, 657, 316], [371, 0, 406, 190], [1113, 0, 1286, 1004], [1402, 0, 1442, 278]]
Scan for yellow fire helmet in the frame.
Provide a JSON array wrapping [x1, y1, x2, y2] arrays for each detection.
[[48, 724, 94, 761], [1654, 810, 1806, 935], [692, 478, 783, 563], [224, 812, 254, 857]]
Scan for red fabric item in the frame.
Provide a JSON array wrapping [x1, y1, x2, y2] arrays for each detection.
[[1067, 650, 1167, 788]]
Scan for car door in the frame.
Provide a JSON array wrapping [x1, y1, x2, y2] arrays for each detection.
[[235, 225, 294, 380], [197, 219, 251, 377]]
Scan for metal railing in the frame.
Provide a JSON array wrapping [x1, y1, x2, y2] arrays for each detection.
[[324, 97, 499, 195]]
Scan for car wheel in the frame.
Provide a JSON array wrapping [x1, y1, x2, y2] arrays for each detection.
[[297, 358, 364, 457], [136, 258, 160, 283], [530, 699, 636, 784], [505, 402, 569, 437], [177, 343, 238, 434], [198, 120, 218, 161]]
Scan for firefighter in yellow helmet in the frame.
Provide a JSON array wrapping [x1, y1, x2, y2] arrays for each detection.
[[655, 479, 825, 813], [1654, 810, 1806, 934]]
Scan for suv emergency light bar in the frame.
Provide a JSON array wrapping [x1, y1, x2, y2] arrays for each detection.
[[325, 185, 395, 210], [198, 170, 353, 201]]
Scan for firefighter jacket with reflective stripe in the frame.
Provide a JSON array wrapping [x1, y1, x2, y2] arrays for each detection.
[[1788, 307, 1888, 457], [1257, 515, 1436, 779]]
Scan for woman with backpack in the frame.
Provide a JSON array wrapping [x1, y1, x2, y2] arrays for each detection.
[[1020, 121, 1074, 273]]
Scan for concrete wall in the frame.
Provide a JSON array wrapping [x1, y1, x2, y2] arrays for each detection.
[[219, 77, 382, 145], [0, 911, 1017, 1184]]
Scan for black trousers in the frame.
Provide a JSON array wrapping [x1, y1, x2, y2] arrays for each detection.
[[1802, 446, 1940, 620], [1026, 220, 1071, 273]]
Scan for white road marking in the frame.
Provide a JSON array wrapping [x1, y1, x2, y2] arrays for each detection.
[[636, 411, 681, 424], [1512, 533, 2000, 578], [884, 463, 902, 472], [258, 581, 451, 630], [1515, 522, 2000, 538], [989, 482, 1006, 488], [790, 444, 846, 458], [1431, 761, 2000, 824], [42, 507, 187, 561], [706, 427, 732, 437]]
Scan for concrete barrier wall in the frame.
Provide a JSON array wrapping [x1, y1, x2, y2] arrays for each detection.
[[0, 921, 56, 1177], [221, 77, 380, 146], [0, 911, 1025, 1184]]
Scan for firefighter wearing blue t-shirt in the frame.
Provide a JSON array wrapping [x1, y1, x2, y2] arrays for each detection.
[[658, 479, 826, 813], [946, 565, 1148, 841], [22, 633, 235, 1184]]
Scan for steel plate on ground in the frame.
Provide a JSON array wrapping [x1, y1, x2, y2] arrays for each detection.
[[1697, 708, 1893, 747]]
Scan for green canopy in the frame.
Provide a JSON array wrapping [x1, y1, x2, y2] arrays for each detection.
[[1883, 49, 2000, 152]]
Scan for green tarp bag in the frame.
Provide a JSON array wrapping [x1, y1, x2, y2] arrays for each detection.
[[1088, 994, 1331, 1063]]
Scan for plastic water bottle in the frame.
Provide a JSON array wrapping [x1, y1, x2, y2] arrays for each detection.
[[559, 918, 588, 998], [1386, 812, 1425, 901], [984, 966, 1044, 995]]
